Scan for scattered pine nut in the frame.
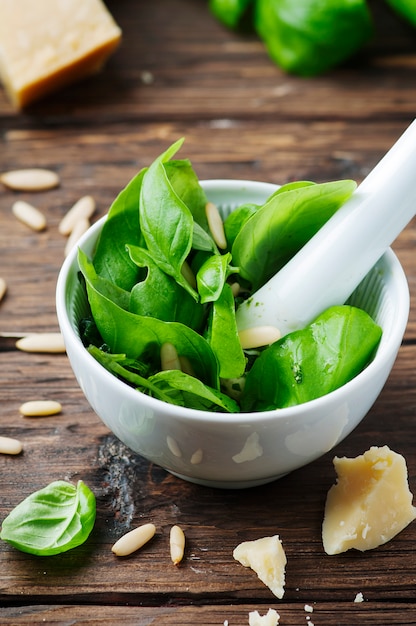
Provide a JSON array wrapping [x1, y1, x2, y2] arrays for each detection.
[[205, 201, 227, 250], [0, 168, 60, 191], [170, 525, 185, 565], [19, 400, 62, 417], [64, 217, 90, 256], [15, 332, 66, 353], [0, 436, 23, 455], [59, 195, 96, 235], [181, 260, 197, 289], [12, 200, 47, 231], [0, 277, 7, 303], [238, 326, 281, 350], [161, 342, 182, 371], [111, 523, 156, 557]]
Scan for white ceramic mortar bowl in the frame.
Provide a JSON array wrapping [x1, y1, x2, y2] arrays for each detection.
[[56, 180, 410, 489]]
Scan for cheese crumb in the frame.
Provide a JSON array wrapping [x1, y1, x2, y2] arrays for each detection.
[[0, 0, 122, 107], [248, 608, 280, 626], [304, 604, 314, 613], [322, 445, 416, 554], [354, 592, 364, 603], [233, 535, 286, 599]]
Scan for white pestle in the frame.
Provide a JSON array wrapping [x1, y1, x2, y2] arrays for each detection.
[[235, 119, 416, 337]]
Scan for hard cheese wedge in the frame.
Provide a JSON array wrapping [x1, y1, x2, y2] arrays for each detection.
[[233, 535, 286, 599], [0, 0, 122, 108], [323, 445, 416, 555]]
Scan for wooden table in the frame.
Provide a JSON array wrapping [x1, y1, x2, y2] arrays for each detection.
[[1, 1, 416, 623]]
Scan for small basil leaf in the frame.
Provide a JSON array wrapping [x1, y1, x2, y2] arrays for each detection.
[[223, 202, 259, 249], [196, 252, 235, 304], [241, 305, 382, 411], [0, 480, 96, 556]]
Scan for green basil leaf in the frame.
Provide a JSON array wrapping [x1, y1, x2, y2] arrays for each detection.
[[139, 139, 198, 300], [232, 179, 356, 290], [149, 370, 240, 412], [0, 480, 96, 556], [384, 0, 416, 28], [79, 249, 219, 388], [255, 0, 373, 76], [223, 202, 259, 250], [205, 283, 246, 379], [165, 159, 209, 232], [241, 305, 382, 411], [209, 0, 255, 29], [127, 244, 205, 330], [93, 168, 147, 291], [196, 252, 235, 304]]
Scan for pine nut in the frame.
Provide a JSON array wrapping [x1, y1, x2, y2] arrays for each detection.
[[64, 217, 90, 256], [12, 200, 47, 231], [0, 277, 7, 303], [0, 168, 60, 191], [111, 523, 156, 557], [19, 400, 62, 417], [161, 342, 182, 371], [238, 326, 281, 350], [0, 436, 23, 455], [181, 260, 197, 289], [230, 282, 240, 298], [205, 201, 227, 250], [59, 195, 96, 235], [15, 332, 66, 353], [170, 525, 185, 565]]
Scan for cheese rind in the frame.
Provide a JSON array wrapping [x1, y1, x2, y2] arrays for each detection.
[[322, 445, 416, 555], [0, 0, 122, 107], [233, 535, 286, 599]]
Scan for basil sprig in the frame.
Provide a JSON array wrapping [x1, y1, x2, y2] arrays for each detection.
[[0, 480, 96, 556]]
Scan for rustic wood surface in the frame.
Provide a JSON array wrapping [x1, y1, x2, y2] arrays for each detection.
[[1, 1, 416, 624]]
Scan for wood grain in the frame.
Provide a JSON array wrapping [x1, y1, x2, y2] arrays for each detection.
[[0, 0, 415, 623]]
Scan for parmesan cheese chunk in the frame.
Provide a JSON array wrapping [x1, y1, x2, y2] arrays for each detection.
[[0, 0, 122, 108], [322, 445, 416, 555], [233, 535, 286, 599], [248, 608, 280, 626]]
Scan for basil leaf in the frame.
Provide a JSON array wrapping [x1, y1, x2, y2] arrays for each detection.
[[255, 0, 373, 77], [93, 168, 147, 291], [223, 202, 259, 250], [79, 249, 219, 388], [196, 252, 235, 304], [139, 139, 198, 300], [232, 179, 356, 290], [241, 305, 382, 411], [149, 370, 240, 412], [205, 283, 246, 379], [165, 159, 209, 232], [209, 0, 255, 29], [385, 0, 416, 27], [0, 480, 96, 556], [127, 244, 205, 330]]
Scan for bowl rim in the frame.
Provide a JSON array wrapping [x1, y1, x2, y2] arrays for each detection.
[[56, 179, 410, 425]]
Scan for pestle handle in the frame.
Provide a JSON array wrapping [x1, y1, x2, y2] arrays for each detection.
[[236, 119, 416, 336]]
